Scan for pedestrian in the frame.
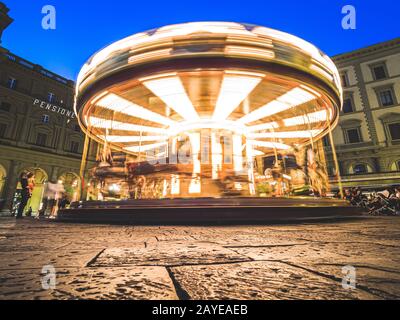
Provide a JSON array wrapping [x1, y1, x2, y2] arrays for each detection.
[[28, 173, 35, 196], [344, 188, 352, 201], [394, 187, 400, 214], [59, 193, 70, 210], [395, 187, 400, 199], [39, 181, 56, 216], [50, 181, 65, 217], [16, 171, 33, 219]]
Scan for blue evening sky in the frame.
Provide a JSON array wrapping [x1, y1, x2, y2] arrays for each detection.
[[1, 0, 399, 80]]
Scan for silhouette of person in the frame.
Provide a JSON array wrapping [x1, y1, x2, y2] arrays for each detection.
[[16, 171, 34, 219]]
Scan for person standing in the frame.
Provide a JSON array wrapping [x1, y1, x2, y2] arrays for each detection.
[[28, 173, 35, 196], [16, 171, 33, 219], [39, 181, 56, 216], [59, 193, 70, 210], [25, 173, 35, 217], [50, 181, 65, 217]]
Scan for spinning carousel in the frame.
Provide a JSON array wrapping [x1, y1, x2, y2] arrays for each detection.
[[59, 22, 361, 223]]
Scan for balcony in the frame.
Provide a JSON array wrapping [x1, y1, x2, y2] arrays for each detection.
[[330, 171, 400, 189]]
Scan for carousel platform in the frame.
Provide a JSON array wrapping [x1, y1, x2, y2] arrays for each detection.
[[57, 197, 365, 225]]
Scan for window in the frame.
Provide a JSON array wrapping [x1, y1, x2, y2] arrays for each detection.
[[397, 160, 400, 171], [70, 141, 79, 153], [343, 97, 354, 113], [326, 166, 334, 176], [42, 114, 50, 124], [372, 64, 387, 80], [346, 128, 362, 144], [0, 123, 7, 138], [0, 102, 11, 112], [388, 123, 400, 141], [36, 133, 47, 146], [379, 89, 395, 107], [7, 77, 17, 89], [341, 72, 349, 87], [322, 136, 330, 147], [47, 92, 55, 103], [354, 164, 368, 174]]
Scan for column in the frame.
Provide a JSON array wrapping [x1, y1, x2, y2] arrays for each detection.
[[233, 134, 243, 174], [246, 140, 256, 195], [188, 132, 201, 194]]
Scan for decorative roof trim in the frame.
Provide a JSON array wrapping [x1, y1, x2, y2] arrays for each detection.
[[333, 38, 400, 62]]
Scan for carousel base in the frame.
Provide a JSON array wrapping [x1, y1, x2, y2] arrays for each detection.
[[57, 197, 365, 225]]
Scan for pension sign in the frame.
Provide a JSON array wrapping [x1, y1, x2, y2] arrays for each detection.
[[33, 99, 76, 119]]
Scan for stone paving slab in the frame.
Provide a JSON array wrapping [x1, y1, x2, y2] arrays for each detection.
[[92, 241, 251, 267], [230, 241, 400, 268], [0, 266, 177, 300], [170, 261, 378, 300], [0, 249, 102, 270], [300, 263, 400, 300]]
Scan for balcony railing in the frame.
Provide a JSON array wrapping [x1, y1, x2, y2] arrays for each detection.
[[330, 171, 400, 183]]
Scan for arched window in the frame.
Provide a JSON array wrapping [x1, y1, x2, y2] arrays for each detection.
[[389, 160, 400, 171], [58, 172, 81, 202], [353, 164, 368, 175], [0, 164, 7, 199]]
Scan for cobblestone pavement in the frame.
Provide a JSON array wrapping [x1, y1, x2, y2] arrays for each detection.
[[0, 216, 399, 300]]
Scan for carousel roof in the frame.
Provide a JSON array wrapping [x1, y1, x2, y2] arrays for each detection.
[[74, 22, 342, 156]]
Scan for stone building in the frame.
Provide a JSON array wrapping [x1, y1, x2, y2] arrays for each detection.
[[0, 3, 96, 214], [326, 38, 400, 189]]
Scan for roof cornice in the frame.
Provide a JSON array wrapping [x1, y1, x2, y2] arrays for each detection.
[[332, 38, 400, 62]]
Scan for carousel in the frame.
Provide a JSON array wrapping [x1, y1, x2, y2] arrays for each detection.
[[59, 22, 362, 223]]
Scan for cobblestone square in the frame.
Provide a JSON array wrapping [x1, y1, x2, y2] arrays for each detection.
[[0, 217, 399, 300]]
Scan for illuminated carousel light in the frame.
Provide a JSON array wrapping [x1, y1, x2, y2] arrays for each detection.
[[283, 110, 328, 127], [88, 117, 168, 134], [252, 150, 265, 156], [95, 93, 176, 126], [247, 129, 323, 139], [248, 140, 292, 150], [124, 142, 168, 153], [213, 73, 262, 121], [109, 184, 121, 192], [98, 135, 168, 143], [75, 21, 342, 199], [247, 122, 279, 132], [167, 119, 248, 136], [237, 87, 319, 125], [141, 75, 199, 121]]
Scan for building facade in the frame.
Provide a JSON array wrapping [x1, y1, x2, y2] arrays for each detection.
[[0, 3, 96, 214], [327, 38, 400, 189]]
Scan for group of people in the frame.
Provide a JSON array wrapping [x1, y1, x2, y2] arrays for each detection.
[[344, 186, 400, 215], [15, 171, 71, 219]]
